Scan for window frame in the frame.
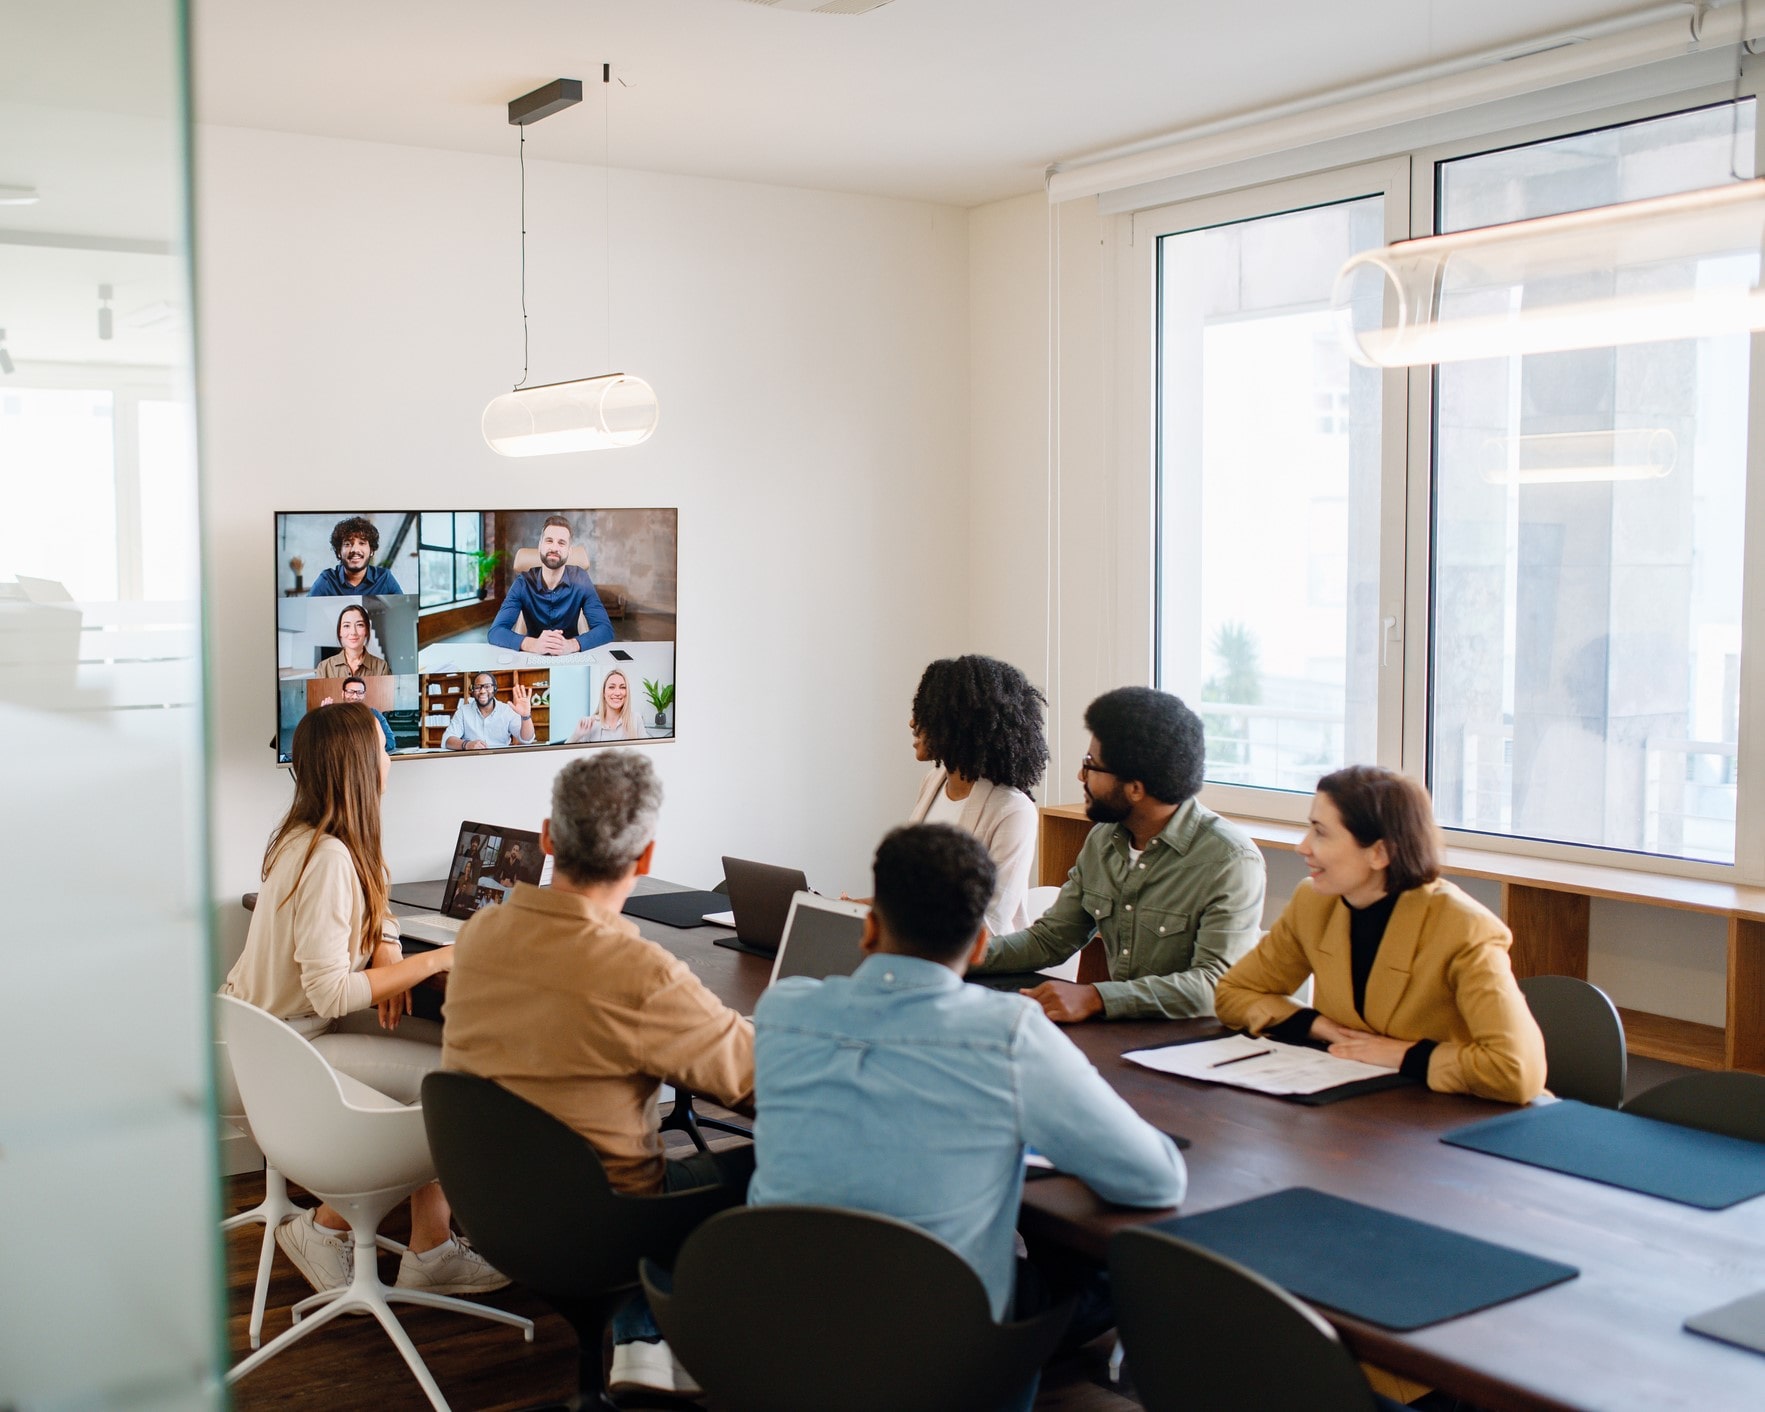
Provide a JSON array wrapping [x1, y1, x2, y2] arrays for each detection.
[[1130, 76, 1765, 882], [416, 510, 487, 612]]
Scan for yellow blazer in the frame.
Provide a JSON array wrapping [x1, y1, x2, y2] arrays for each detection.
[[1214, 878, 1546, 1105]]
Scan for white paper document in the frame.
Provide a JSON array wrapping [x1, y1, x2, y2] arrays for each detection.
[[1122, 1033, 1396, 1096], [703, 909, 736, 928]]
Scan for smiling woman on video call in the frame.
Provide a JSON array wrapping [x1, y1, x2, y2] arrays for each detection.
[[1214, 764, 1546, 1104], [569, 667, 643, 742], [313, 603, 389, 678]]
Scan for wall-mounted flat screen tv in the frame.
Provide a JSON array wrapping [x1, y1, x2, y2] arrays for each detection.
[[274, 509, 677, 763]]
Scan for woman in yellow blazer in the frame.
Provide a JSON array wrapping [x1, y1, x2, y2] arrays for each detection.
[[1215, 765, 1545, 1105]]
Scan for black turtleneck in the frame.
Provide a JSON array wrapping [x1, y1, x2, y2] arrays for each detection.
[[1261, 890, 1436, 1081]]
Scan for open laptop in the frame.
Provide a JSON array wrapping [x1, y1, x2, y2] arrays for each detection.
[[768, 893, 869, 986], [713, 856, 811, 957], [398, 820, 545, 944]]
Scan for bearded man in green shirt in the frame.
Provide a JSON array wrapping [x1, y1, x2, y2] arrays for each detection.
[[975, 686, 1267, 1023]]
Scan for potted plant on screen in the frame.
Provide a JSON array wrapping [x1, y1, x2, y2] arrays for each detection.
[[471, 548, 503, 601], [642, 677, 674, 729]]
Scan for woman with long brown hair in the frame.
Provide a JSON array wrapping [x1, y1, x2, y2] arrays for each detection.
[[221, 703, 504, 1296], [1215, 764, 1546, 1104], [313, 603, 389, 677]]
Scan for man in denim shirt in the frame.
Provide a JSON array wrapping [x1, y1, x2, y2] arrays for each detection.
[[751, 825, 1185, 1408], [975, 687, 1266, 1025]]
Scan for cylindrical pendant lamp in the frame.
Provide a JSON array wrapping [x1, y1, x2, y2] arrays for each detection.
[[1333, 179, 1765, 367], [1480, 428, 1677, 485], [482, 373, 659, 457]]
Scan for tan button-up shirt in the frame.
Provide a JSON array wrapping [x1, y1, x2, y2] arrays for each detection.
[[441, 883, 754, 1194]]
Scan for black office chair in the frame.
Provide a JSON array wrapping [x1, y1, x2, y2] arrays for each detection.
[[420, 1072, 743, 1411], [640, 1205, 1072, 1412], [1110, 1225, 1390, 1412], [1519, 974, 1627, 1108], [1623, 1070, 1765, 1142]]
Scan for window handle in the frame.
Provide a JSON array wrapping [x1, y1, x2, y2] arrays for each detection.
[[1381, 615, 1399, 668]]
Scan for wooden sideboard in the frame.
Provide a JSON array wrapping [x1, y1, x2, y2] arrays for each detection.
[[1037, 802, 1765, 1073]]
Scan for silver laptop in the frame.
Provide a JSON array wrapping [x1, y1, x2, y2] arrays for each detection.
[[768, 893, 869, 986], [399, 819, 544, 944]]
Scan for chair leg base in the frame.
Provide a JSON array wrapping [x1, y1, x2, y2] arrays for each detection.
[[230, 1233, 533, 1412]]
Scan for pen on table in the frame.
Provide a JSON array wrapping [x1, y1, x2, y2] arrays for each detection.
[[1211, 1048, 1274, 1068]]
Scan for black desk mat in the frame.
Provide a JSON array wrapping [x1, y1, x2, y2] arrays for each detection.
[[1443, 1100, 1765, 1210], [1151, 1186, 1577, 1330], [622, 890, 729, 929]]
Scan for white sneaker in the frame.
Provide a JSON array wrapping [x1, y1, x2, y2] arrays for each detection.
[[609, 1339, 676, 1397], [395, 1236, 511, 1295], [274, 1210, 353, 1293]]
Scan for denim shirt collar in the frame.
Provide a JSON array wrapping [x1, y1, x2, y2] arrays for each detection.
[[851, 952, 965, 993]]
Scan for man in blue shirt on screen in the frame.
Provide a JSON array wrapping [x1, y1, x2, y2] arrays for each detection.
[[320, 675, 398, 754], [749, 824, 1185, 1409], [309, 515, 405, 596], [488, 515, 615, 654]]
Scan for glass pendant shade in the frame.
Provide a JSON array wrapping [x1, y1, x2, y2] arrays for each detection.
[[482, 373, 659, 456], [1333, 179, 1765, 367]]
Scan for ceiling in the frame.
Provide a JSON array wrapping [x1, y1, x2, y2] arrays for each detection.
[[177, 0, 1647, 208]]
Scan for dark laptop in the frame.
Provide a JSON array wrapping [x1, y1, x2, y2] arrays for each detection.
[[399, 820, 544, 944], [715, 856, 811, 957]]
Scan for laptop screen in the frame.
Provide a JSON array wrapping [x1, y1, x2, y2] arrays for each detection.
[[444, 821, 544, 919], [770, 894, 868, 986]]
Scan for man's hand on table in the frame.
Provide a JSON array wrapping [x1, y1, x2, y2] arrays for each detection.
[[1021, 979, 1104, 1024]]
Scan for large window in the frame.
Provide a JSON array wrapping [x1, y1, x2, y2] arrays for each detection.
[[418, 510, 486, 609], [1149, 95, 1758, 874], [1431, 105, 1751, 865], [0, 374, 187, 601], [1154, 173, 1402, 803]]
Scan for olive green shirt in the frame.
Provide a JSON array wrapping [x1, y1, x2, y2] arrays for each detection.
[[978, 798, 1267, 1019]]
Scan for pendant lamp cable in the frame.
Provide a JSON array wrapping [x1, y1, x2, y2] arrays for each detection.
[[514, 122, 530, 390], [605, 63, 613, 373]]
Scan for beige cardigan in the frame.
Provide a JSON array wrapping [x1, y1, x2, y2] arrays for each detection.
[[222, 830, 397, 1023], [909, 768, 1038, 936]]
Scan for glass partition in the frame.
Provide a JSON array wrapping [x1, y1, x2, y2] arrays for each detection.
[[0, 2, 222, 1406]]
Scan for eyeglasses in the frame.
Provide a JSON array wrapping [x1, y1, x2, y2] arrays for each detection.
[[1078, 755, 1116, 777]]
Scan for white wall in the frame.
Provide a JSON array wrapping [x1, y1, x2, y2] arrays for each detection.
[[198, 126, 969, 961], [967, 188, 1729, 1027]]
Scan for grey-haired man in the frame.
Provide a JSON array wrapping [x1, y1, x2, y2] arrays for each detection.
[[441, 750, 753, 1400]]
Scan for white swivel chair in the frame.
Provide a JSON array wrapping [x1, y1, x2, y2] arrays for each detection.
[[218, 996, 532, 1411], [215, 1038, 411, 1349]]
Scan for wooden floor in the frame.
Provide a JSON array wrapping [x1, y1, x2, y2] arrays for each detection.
[[223, 1163, 1144, 1412]]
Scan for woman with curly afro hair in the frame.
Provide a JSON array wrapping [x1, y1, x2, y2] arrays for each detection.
[[907, 655, 1048, 934]]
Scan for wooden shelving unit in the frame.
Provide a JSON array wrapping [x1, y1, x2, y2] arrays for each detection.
[[1037, 802, 1765, 1073], [418, 668, 551, 749]]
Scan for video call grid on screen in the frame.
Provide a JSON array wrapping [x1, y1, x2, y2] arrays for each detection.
[[273, 509, 677, 763]]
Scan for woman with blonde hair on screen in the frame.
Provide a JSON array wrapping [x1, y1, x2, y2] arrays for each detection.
[[568, 667, 644, 742], [221, 702, 505, 1296], [1215, 764, 1545, 1105], [313, 602, 389, 677]]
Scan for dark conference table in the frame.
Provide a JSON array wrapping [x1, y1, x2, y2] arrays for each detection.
[[384, 877, 1765, 1412]]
